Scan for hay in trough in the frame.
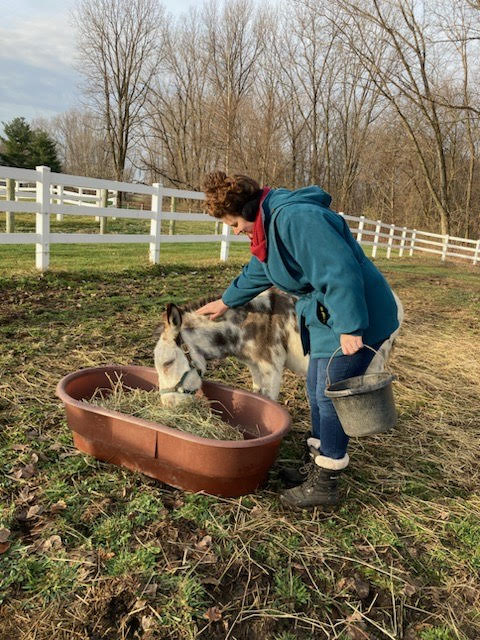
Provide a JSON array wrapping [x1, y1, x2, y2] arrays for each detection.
[[86, 374, 244, 441]]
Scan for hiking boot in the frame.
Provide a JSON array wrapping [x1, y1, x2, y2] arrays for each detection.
[[279, 434, 321, 487], [279, 464, 309, 487], [280, 464, 340, 508], [280, 453, 349, 509]]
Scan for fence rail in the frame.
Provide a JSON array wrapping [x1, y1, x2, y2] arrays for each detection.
[[1, 165, 479, 271]]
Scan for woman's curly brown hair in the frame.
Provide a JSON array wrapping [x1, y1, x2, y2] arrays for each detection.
[[202, 171, 261, 219]]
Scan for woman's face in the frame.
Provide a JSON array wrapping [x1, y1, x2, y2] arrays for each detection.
[[222, 214, 255, 239]]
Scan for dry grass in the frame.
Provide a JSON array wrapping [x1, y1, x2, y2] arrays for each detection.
[[0, 256, 479, 640], [87, 373, 243, 441]]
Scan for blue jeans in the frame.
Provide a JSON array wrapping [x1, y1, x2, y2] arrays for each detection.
[[306, 342, 384, 460]]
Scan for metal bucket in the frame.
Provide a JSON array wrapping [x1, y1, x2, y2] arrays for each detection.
[[324, 346, 397, 437]]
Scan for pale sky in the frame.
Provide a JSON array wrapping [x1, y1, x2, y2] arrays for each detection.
[[0, 0, 199, 131]]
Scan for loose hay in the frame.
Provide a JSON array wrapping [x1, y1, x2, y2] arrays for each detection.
[[86, 374, 244, 441]]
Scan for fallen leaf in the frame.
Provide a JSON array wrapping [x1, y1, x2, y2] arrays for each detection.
[[31, 535, 63, 553], [30, 453, 39, 464], [143, 583, 158, 597], [346, 629, 369, 640], [195, 535, 212, 551], [141, 616, 155, 632], [17, 488, 36, 503], [47, 535, 63, 550], [204, 606, 222, 622], [97, 548, 115, 560], [12, 444, 27, 451], [200, 577, 221, 586], [336, 576, 355, 593], [199, 552, 217, 564], [26, 505, 42, 519], [0, 528, 10, 543], [403, 583, 417, 597], [345, 610, 363, 624], [133, 598, 147, 611], [20, 464, 36, 479], [0, 542, 10, 554], [50, 500, 67, 514]]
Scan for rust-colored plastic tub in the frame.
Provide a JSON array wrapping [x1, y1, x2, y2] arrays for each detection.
[[55, 365, 291, 497]]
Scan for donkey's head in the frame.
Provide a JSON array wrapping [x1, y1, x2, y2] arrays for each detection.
[[154, 303, 204, 407]]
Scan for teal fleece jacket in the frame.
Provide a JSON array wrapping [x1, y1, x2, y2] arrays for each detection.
[[221, 186, 399, 358]]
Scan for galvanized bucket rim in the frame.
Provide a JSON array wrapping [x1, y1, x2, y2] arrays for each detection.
[[325, 372, 397, 398]]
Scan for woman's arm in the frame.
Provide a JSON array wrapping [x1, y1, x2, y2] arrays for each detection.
[[221, 256, 272, 307], [196, 256, 272, 319]]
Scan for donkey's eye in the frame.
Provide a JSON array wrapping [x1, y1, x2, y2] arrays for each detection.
[[163, 359, 174, 369]]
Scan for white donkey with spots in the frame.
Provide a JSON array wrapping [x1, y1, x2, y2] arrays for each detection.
[[154, 289, 403, 407]]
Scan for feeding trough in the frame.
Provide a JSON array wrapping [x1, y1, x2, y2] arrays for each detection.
[[55, 365, 291, 497]]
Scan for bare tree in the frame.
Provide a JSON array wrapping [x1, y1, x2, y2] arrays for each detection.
[[73, 0, 164, 185], [329, 0, 461, 234], [440, 1, 480, 237], [141, 9, 219, 189], [203, 0, 265, 174], [276, 2, 340, 186], [44, 109, 115, 179]]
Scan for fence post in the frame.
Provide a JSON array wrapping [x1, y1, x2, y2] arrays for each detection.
[[110, 190, 117, 220], [473, 239, 480, 266], [441, 235, 449, 262], [169, 197, 176, 235], [399, 226, 407, 257], [215, 220, 221, 235], [149, 183, 162, 264], [35, 165, 50, 271], [220, 222, 231, 261], [6, 178, 15, 233], [99, 189, 108, 234], [55, 184, 64, 221], [409, 229, 417, 256], [371, 220, 381, 258], [95, 188, 101, 223], [356, 215, 365, 243], [386, 223, 395, 259]]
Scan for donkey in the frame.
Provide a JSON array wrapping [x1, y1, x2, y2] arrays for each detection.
[[154, 288, 403, 407]]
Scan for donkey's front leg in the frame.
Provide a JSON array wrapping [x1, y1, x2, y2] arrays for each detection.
[[246, 362, 264, 395], [255, 360, 284, 400]]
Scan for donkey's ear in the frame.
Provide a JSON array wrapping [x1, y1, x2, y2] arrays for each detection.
[[166, 303, 183, 330]]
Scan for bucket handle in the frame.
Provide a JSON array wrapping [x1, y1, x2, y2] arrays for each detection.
[[326, 344, 385, 388]]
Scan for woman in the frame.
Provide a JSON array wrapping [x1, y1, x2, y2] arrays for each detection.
[[197, 172, 399, 509]]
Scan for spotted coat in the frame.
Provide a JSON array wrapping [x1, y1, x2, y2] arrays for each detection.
[[154, 288, 403, 406]]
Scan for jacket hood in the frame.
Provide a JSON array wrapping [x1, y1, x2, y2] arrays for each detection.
[[266, 186, 332, 211]]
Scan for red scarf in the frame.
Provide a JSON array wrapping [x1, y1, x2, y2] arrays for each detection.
[[250, 187, 270, 262]]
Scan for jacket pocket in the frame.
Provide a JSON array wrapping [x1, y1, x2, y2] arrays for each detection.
[[316, 301, 330, 325]]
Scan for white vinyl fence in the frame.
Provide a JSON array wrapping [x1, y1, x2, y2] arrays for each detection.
[[1, 165, 479, 271]]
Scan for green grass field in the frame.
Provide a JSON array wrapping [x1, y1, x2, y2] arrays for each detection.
[[1, 238, 479, 640]]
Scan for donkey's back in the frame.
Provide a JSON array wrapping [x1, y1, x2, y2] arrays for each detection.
[[155, 288, 402, 402]]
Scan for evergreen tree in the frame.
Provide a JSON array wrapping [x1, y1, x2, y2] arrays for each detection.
[[31, 130, 62, 172], [0, 117, 62, 171], [0, 117, 33, 167]]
